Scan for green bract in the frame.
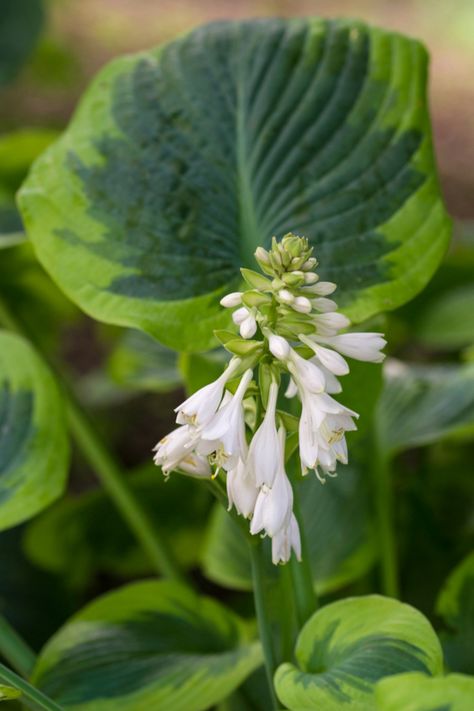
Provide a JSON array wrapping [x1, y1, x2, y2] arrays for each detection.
[[0, 331, 69, 531], [375, 672, 474, 711], [32, 580, 262, 711], [274, 595, 443, 710], [18, 18, 451, 351]]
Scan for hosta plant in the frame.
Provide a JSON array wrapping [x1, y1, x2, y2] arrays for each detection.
[[0, 14, 472, 711]]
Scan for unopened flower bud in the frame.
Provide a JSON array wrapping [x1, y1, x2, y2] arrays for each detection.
[[302, 257, 317, 271], [255, 246, 269, 264], [220, 292, 242, 308], [304, 272, 319, 284], [292, 296, 312, 313], [268, 333, 291, 361], [232, 306, 249, 325], [278, 289, 295, 304]]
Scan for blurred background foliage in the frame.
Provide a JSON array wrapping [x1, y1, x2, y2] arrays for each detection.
[[0, 0, 473, 675]]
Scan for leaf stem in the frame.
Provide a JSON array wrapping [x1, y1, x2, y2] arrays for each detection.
[[373, 446, 399, 597], [0, 299, 185, 584], [0, 663, 64, 711], [249, 542, 281, 711], [0, 615, 36, 677]]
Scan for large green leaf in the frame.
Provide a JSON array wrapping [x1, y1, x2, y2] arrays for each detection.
[[414, 285, 474, 352], [18, 18, 451, 350], [376, 362, 474, 455], [0, 331, 69, 531], [32, 580, 262, 711], [435, 552, 474, 674], [375, 672, 474, 711], [274, 595, 443, 711]]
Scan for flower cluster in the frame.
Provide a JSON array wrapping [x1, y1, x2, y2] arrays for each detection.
[[153, 234, 386, 564]]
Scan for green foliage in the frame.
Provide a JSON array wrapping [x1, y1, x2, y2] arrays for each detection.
[[436, 553, 474, 674], [0, 0, 44, 86], [107, 329, 181, 392], [0, 331, 69, 531], [23, 468, 212, 588], [376, 362, 474, 455], [0, 684, 21, 701], [375, 672, 474, 711], [414, 285, 474, 351], [18, 18, 450, 351], [274, 595, 443, 710], [32, 580, 262, 711]]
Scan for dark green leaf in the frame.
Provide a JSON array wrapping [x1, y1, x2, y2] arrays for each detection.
[[436, 552, 474, 674], [0, 0, 44, 86], [32, 580, 262, 711], [0, 332, 70, 531], [18, 19, 450, 350]]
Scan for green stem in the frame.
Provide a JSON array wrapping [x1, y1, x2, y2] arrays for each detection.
[[249, 542, 280, 711], [0, 663, 63, 711], [290, 489, 318, 627], [0, 616, 36, 677], [0, 300, 184, 584], [373, 446, 399, 598]]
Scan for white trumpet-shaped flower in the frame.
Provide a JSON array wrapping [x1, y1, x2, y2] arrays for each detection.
[[271, 513, 301, 564], [298, 388, 358, 477], [153, 425, 199, 476], [314, 332, 386, 363], [250, 428, 293, 537], [313, 311, 351, 336], [247, 381, 280, 487], [226, 455, 259, 519], [269, 333, 326, 393], [199, 369, 253, 471], [299, 334, 349, 376], [175, 357, 241, 427]]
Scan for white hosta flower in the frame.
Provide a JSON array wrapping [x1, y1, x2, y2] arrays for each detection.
[[178, 452, 212, 478], [269, 332, 326, 394], [232, 306, 250, 325], [288, 350, 326, 393], [298, 389, 358, 475], [199, 369, 253, 471], [153, 425, 198, 476], [175, 357, 240, 427], [284, 377, 298, 399], [250, 429, 293, 537], [227, 456, 259, 518], [272, 513, 301, 564], [220, 292, 243, 308], [299, 334, 349, 376], [316, 332, 386, 363], [268, 333, 291, 360], [311, 297, 338, 313], [240, 310, 257, 339], [247, 381, 280, 486], [313, 312, 351, 336]]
